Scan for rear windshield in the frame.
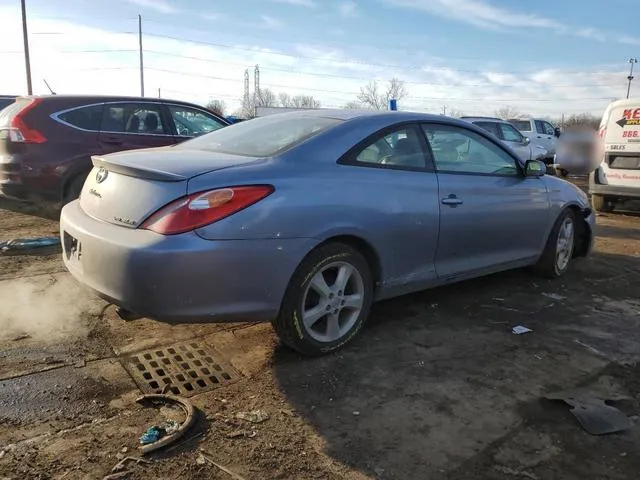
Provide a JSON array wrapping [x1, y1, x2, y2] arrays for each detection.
[[0, 98, 15, 111], [510, 120, 531, 132], [0, 99, 29, 126], [178, 114, 343, 157]]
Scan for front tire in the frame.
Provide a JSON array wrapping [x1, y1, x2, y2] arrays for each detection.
[[591, 194, 614, 213], [534, 209, 576, 279], [273, 242, 374, 356]]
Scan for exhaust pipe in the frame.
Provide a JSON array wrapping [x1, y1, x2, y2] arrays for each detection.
[[115, 307, 142, 321]]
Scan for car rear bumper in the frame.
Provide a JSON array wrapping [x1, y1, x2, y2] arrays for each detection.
[[60, 200, 314, 323]]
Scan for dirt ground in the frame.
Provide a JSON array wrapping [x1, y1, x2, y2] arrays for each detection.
[[1, 180, 640, 480]]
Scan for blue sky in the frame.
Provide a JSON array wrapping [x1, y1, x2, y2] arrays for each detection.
[[0, 0, 637, 116]]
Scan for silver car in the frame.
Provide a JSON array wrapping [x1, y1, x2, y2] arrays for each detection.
[[60, 110, 595, 356], [461, 116, 548, 162]]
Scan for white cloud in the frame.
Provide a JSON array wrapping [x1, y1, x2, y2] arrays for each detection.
[[266, 0, 317, 7], [383, 0, 638, 46], [123, 0, 177, 14], [260, 15, 285, 29], [338, 1, 358, 17], [0, 7, 626, 117]]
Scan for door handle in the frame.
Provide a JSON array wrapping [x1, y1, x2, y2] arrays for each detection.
[[441, 195, 463, 206], [537, 135, 543, 138], [102, 137, 123, 145]]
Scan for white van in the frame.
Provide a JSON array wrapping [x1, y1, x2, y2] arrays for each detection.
[[589, 99, 640, 212]]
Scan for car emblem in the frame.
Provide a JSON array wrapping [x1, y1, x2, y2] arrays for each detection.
[[96, 168, 108, 184]]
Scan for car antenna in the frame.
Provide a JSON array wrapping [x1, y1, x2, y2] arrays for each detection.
[[43, 78, 56, 95]]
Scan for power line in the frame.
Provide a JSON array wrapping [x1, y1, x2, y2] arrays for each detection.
[[28, 29, 627, 76], [145, 66, 615, 102], [142, 50, 625, 89]]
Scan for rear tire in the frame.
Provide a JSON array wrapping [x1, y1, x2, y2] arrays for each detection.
[[273, 242, 373, 356], [591, 194, 614, 213], [534, 209, 576, 279], [63, 173, 88, 205]]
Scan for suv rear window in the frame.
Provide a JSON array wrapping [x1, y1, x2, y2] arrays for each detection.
[[510, 120, 531, 131], [0, 99, 30, 127], [608, 155, 640, 170], [57, 104, 104, 131]]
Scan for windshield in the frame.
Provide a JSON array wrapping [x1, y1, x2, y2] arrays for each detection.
[[178, 114, 343, 157], [510, 120, 531, 132]]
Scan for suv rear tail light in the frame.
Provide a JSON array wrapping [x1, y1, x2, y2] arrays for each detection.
[[7, 98, 46, 144], [140, 185, 274, 235]]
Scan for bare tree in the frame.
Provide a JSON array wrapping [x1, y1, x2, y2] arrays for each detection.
[[343, 101, 364, 109], [494, 106, 523, 120], [357, 78, 408, 110], [206, 100, 226, 117], [256, 88, 278, 108], [447, 109, 465, 118], [279, 92, 292, 107], [290, 95, 320, 108], [552, 113, 600, 131], [278, 93, 320, 109]]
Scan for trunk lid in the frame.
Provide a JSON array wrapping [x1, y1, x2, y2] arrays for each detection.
[[80, 147, 259, 228]]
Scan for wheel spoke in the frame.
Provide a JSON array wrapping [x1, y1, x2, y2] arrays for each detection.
[[326, 313, 341, 340], [310, 273, 332, 299], [342, 293, 362, 310], [334, 264, 353, 292], [303, 305, 326, 328]]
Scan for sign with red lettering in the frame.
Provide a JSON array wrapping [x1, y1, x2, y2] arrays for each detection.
[[617, 108, 640, 127]]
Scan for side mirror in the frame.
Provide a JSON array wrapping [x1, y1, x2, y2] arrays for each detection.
[[522, 136, 530, 145], [554, 127, 561, 138], [524, 160, 546, 177]]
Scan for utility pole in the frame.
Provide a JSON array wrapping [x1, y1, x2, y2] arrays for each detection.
[[21, 0, 33, 95], [138, 14, 144, 97], [157, 88, 161, 98], [627, 57, 638, 99], [442, 105, 447, 116]]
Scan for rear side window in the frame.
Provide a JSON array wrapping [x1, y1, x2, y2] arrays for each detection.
[[510, 120, 531, 132], [473, 121, 501, 138], [57, 104, 104, 131], [101, 103, 168, 135]]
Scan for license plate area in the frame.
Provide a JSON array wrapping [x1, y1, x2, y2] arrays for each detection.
[[63, 231, 81, 261]]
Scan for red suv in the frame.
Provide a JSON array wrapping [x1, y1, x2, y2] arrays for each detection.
[[0, 95, 229, 205]]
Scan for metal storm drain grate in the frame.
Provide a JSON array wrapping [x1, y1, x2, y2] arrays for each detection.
[[122, 341, 240, 397]]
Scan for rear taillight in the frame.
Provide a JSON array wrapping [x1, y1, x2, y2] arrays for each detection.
[[140, 185, 274, 235], [7, 99, 46, 144]]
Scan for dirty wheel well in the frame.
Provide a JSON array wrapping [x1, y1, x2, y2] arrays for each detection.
[[317, 235, 381, 290], [568, 205, 591, 258]]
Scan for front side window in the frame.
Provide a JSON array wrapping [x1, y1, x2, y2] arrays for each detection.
[[168, 105, 226, 138], [421, 124, 519, 176], [57, 104, 104, 131], [354, 126, 426, 169], [542, 121, 556, 136], [499, 123, 524, 143], [101, 103, 168, 135], [180, 114, 342, 157], [535, 120, 546, 135]]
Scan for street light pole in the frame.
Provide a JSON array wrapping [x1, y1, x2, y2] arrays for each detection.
[[138, 14, 144, 97], [21, 0, 33, 95], [627, 57, 638, 99]]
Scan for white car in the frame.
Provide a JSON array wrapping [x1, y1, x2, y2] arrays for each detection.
[[461, 117, 548, 162], [589, 99, 640, 212]]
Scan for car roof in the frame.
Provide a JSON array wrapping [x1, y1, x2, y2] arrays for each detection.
[[257, 109, 465, 124], [16, 94, 215, 109], [460, 116, 510, 124]]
